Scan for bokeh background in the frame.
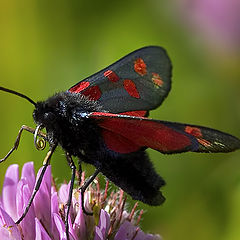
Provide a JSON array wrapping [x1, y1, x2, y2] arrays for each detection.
[[0, 1, 240, 239]]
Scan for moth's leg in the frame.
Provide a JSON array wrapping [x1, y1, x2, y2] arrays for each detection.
[[80, 168, 100, 215], [0, 125, 46, 163], [65, 152, 76, 240], [77, 158, 82, 186], [15, 144, 57, 224]]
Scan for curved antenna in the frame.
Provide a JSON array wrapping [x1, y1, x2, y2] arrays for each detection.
[[0, 86, 36, 106]]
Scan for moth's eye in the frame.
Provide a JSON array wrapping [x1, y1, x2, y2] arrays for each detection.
[[44, 112, 55, 121]]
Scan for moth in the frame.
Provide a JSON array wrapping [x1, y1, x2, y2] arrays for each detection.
[[1, 46, 239, 239]]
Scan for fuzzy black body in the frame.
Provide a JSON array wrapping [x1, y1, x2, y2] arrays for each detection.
[[33, 91, 166, 205]]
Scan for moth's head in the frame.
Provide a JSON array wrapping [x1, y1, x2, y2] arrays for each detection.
[[33, 93, 64, 127], [33, 102, 54, 127]]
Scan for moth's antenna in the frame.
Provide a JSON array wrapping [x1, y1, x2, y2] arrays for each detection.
[[0, 86, 36, 106]]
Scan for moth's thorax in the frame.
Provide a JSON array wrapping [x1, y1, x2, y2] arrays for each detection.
[[32, 91, 102, 154]]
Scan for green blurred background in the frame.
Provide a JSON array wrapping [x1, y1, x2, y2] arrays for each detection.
[[0, 1, 240, 239]]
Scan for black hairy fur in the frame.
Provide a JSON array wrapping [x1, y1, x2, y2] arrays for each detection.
[[98, 150, 165, 205], [34, 92, 102, 155]]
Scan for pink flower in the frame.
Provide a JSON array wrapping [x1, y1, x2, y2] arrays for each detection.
[[0, 162, 161, 240], [176, 0, 240, 53]]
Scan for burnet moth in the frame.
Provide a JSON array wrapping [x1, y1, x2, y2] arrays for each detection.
[[1, 46, 240, 239]]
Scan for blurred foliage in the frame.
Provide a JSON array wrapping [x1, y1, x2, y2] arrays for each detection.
[[0, 0, 240, 240]]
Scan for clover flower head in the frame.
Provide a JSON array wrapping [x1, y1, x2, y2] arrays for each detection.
[[0, 162, 161, 240]]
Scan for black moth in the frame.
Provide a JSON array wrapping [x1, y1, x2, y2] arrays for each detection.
[[0, 46, 240, 240]]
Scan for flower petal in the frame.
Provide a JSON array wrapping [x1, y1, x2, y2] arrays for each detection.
[[58, 183, 69, 205], [2, 164, 19, 221], [53, 213, 66, 240], [51, 192, 60, 240], [114, 220, 138, 240], [16, 178, 36, 240], [95, 209, 110, 239], [94, 227, 104, 240], [21, 162, 36, 193], [73, 193, 87, 240], [114, 220, 161, 240], [0, 206, 21, 240], [53, 213, 75, 240], [35, 218, 51, 240], [34, 166, 52, 234], [68, 215, 78, 240], [58, 182, 76, 229], [51, 191, 59, 215]]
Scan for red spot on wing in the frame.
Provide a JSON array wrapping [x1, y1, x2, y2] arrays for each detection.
[[102, 129, 140, 153], [91, 113, 193, 152], [104, 70, 120, 82], [152, 73, 163, 87], [69, 81, 90, 93], [91, 112, 117, 117], [123, 79, 140, 99], [185, 126, 202, 137], [134, 58, 147, 76], [185, 126, 211, 147], [82, 85, 102, 100]]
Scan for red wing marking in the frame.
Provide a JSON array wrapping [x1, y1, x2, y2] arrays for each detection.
[[134, 58, 147, 76], [119, 111, 148, 117], [92, 112, 117, 117], [185, 126, 211, 147], [91, 113, 193, 152], [152, 73, 163, 87], [69, 81, 90, 93], [104, 70, 120, 82], [82, 86, 102, 100], [102, 129, 141, 153], [123, 79, 140, 99], [185, 126, 202, 137]]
